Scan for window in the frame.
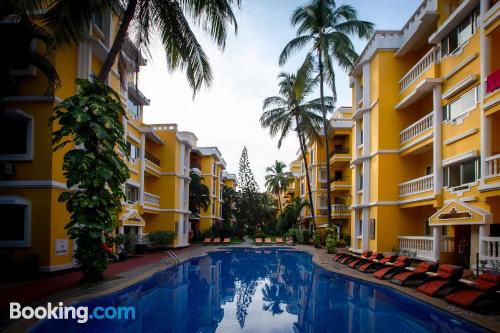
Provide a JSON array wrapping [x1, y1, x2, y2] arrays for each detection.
[[125, 184, 140, 203], [359, 130, 364, 145], [300, 182, 304, 195], [358, 174, 363, 191], [319, 169, 327, 182], [426, 166, 433, 175], [443, 158, 479, 188], [0, 198, 31, 247], [334, 170, 343, 181], [310, 169, 316, 190], [126, 142, 140, 162], [212, 163, 216, 175], [357, 219, 363, 236], [0, 110, 33, 161], [318, 195, 328, 209], [127, 97, 141, 119], [310, 150, 315, 164], [442, 86, 478, 121], [93, 13, 105, 32], [441, 7, 479, 57]]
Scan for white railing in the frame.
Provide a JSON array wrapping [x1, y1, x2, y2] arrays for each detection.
[[399, 46, 440, 92], [331, 204, 350, 214], [137, 234, 150, 244], [400, 113, 434, 144], [398, 236, 434, 260], [481, 236, 500, 260], [486, 154, 500, 177], [441, 236, 455, 253], [144, 192, 160, 206], [399, 174, 434, 196]]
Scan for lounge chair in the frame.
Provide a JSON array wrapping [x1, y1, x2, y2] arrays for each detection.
[[285, 237, 294, 246], [347, 252, 382, 268], [255, 238, 263, 245], [338, 250, 371, 264], [223, 238, 231, 245], [202, 237, 211, 245], [276, 237, 284, 245], [416, 264, 463, 297], [373, 256, 411, 279], [358, 254, 398, 273], [212, 237, 221, 244], [390, 261, 438, 286], [445, 271, 500, 309], [264, 237, 273, 245]]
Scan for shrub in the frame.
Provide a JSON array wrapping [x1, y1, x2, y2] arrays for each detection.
[[313, 230, 321, 248], [148, 231, 176, 249], [342, 234, 351, 246], [253, 230, 266, 238], [295, 230, 310, 244], [326, 233, 337, 254]]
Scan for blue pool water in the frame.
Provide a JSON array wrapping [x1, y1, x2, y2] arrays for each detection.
[[32, 249, 491, 333]]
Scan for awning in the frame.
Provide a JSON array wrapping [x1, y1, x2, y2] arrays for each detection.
[[119, 211, 146, 227], [428, 200, 492, 226]]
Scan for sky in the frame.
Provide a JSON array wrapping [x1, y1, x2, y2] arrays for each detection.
[[140, 0, 421, 189]]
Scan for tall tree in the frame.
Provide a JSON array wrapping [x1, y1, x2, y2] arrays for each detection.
[[261, 72, 331, 229], [43, 0, 241, 90], [236, 146, 261, 235], [221, 185, 237, 223], [0, 0, 60, 96], [189, 171, 211, 215], [279, 0, 374, 226], [264, 160, 292, 214]]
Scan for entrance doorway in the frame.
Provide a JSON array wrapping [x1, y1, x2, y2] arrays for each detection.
[[454, 225, 471, 269]]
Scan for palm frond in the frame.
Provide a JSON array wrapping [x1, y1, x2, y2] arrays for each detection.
[[28, 49, 61, 94], [278, 35, 312, 66]]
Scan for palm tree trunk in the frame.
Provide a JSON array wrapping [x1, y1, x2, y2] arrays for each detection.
[[97, 0, 138, 82], [317, 47, 333, 228], [277, 190, 283, 214], [295, 116, 315, 229]]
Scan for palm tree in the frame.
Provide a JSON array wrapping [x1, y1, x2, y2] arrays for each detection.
[[279, 0, 374, 226], [43, 0, 241, 91], [261, 71, 332, 229], [189, 171, 210, 215], [264, 160, 292, 214], [1, 0, 60, 96], [279, 197, 309, 232]]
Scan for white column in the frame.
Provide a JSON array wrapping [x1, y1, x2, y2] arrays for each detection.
[[480, 0, 491, 184], [353, 121, 360, 158], [433, 85, 443, 195], [432, 226, 441, 262], [118, 226, 124, 234], [362, 208, 369, 251], [138, 227, 143, 235], [77, 41, 91, 79], [353, 209, 360, 250], [139, 134, 145, 205], [479, 224, 490, 258], [362, 63, 371, 108], [353, 165, 359, 205]]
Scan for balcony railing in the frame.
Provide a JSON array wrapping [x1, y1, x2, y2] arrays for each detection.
[[399, 174, 434, 196], [481, 236, 500, 261], [144, 192, 160, 206], [331, 204, 349, 214], [145, 151, 160, 166], [398, 236, 454, 261], [486, 154, 500, 177], [399, 46, 439, 93], [400, 113, 433, 145], [329, 147, 350, 158]]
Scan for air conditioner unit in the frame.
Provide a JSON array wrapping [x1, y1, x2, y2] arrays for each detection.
[[0, 162, 16, 176]]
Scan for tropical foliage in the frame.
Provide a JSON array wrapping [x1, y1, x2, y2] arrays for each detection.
[[277, 198, 309, 234], [261, 72, 326, 228], [189, 171, 211, 216], [0, 0, 60, 96], [148, 230, 176, 249], [264, 160, 292, 214], [279, 0, 374, 226], [50, 79, 129, 282]]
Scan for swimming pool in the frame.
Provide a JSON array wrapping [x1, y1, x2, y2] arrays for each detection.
[[31, 248, 491, 333]]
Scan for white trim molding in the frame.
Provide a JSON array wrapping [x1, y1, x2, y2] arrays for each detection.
[[442, 75, 478, 100], [444, 128, 478, 145], [0, 180, 67, 190], [0, 109, 34, 161], [0, 195, 31, 247], [442, 150, 478, 167], [442, 53, 478, 80]]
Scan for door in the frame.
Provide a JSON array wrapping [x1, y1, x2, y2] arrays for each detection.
[[454, 225, 471, 269]]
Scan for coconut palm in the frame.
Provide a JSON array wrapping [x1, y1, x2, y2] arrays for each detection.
[[264, 160, 292, 214], [279, 0, 374, 226], [261, 71, 333, 229], [189, 171, 211, 214], [0, 0, 60, 95], [43, 0, 240, 92], [278, 197, 309, 232]]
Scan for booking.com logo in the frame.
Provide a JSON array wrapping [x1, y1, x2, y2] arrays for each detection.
[[10, 302, 135, 324]]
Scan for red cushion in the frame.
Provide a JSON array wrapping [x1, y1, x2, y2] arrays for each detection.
[[374, 266, 393, 279], [415, 261, 434, 273], [417, 280, 451, 296], [378, 256, 392, 264], [393, 271, 414, 282], [348, 259, 361, 267], [437, 264, 462, 279], [394, 259, 408, 267], [362, 250, 371, 257], [367, 252, 379, 260], [476, 272, 500, 290], [358, 262, 371, 270], [445, 289, 486, 308]]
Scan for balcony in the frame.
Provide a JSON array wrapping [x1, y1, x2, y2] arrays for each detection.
[[330, 178, 351, 191], [144, 192, 160, 206], [400, 113, 434, 150], [318, 180, 329, 189], [398, 236, 454, 261], [485, 68, 500, 116], [145, 151, 161, 167], [331, 204, 350, 217], [400, 47, 440, 93], [480, 236, 500, 264], [329, 147, 351, 164], [399, 174, 434, 197], [486, 154, 500, 177]]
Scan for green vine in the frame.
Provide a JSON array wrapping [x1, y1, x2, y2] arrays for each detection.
[[50, 78, 129, 282]]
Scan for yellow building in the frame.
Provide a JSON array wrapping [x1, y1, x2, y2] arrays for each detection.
[[347, 0, 500, 270], [0, 12, 234, 271], [293, 107, 353, 235], [190, 147, 226, 233], [284, 159, 302, 206]]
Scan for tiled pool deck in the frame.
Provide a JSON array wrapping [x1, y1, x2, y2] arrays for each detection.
[[2, 243, 500, 333]]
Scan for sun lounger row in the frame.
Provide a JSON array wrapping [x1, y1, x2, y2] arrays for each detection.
[[254, 237, 294, 246], [202, 237, 231, 245], [333, 251, 500, 310]]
